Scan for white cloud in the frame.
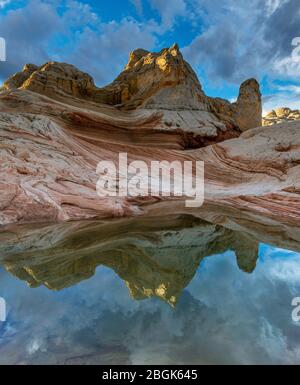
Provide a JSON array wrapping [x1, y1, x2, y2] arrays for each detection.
[[2, 241, 300, 364], [263, 94, 300, 114], [67, 18, 158, 85], [131, 0, 143, 16], [149, 0, 187, 30], [273, 56, 300, 77], [262, 81, 300, 113], [276, 84, 300, 93], [1, 0, 300, 110], [265, 0, 289, 15]]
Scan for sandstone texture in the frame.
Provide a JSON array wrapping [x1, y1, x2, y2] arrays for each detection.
[[263, 107, 300, 126], [233, 79, 262, 131], [1, 45, 298, 238], [0, 85, 299, 232]]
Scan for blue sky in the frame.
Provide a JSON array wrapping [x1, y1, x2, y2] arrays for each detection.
[[0, 0, 300, 112]]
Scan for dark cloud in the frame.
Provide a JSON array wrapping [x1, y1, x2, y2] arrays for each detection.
[[0, 0, 158, 84], [183, 22, 240, 81], [0, 0, 62, 79], [66, 19, 157, 86], [183, 0, 300, 85]]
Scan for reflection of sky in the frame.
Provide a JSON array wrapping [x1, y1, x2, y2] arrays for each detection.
[[0, 244, 300, 365]]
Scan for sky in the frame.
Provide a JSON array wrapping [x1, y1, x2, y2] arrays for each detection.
[[0, 0, 300, 113]]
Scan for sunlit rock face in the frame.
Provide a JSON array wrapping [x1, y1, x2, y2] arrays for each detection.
[[1, 64, 38, 90], [0, 215, 259, 306], [263, 107, 300, 126]]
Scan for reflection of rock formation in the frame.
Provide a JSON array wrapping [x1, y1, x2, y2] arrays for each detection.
[[0, 215, 259, 306]]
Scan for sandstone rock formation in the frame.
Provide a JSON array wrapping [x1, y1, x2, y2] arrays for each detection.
[[0, 81, 300, 242], [233, 79, 262, 131], [207, 79, 262, 133], [2, 63, 38, 90], [1, 45, 298, 238], [263, 107, 300, 126], [1, 44, 262, 140]]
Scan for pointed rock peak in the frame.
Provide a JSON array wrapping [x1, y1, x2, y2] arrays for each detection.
[[171, 42, 179, 49], [234, 77, 262, 131], [169, 43, 180, 56], [2, 63, 39, 90], [238, 78, 261, 102], [239, 78, 260, 95], [126, 48, 150, 69], [22, 63, 38, 73]]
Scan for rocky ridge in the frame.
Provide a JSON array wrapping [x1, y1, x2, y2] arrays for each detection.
[[1, 44, 262, 140], [263, 107, 300, 126]]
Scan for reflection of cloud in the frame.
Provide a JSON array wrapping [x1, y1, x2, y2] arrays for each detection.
[[27, 338, 44, 355], [1, 245, 300, 364]]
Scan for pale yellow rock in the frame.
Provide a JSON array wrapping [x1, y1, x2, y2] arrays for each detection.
[[263, 106, 300, 126], [1, 63, 38, 90]]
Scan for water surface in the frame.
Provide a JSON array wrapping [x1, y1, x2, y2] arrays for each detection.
[[0, 216, 300, 365]]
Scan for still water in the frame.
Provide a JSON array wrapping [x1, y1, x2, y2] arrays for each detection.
[[0, 216, 300, 365]]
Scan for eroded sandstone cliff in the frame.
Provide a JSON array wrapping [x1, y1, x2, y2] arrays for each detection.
[[1, 45, 298, 234]]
